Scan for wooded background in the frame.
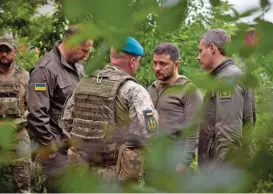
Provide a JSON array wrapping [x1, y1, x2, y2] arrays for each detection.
[[0, 0, 273, 192]]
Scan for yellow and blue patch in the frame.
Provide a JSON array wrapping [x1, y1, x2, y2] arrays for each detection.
[[219, 90, 231, 99], [143, 109, 157, 131], [35, 83, 47, 91]]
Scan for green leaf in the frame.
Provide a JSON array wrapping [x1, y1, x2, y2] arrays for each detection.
[[260, 0, 270, 8], [210, 0, 221, 7], [239, 7, 261, 18], [0, 120, 15, 149], [157, 0, 188, 33]]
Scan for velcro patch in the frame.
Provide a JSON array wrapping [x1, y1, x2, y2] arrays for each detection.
[[219, 90, 231, 99], [143, 109, 157, 131], [35, 83, 47, 91]]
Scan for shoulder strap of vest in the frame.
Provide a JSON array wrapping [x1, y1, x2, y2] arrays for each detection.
[[13, 65, 22, 93]]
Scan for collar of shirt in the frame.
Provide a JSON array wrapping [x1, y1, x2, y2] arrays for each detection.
[[153, 75, 188, 89], [210, 58, 234, 76], [53, 41, 79, 73], [104, 64, 130, 75]]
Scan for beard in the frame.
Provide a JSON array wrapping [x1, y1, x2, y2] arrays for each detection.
[[67, 54, 83, 64], [156, 65, 175, 81], [0, 58, 12, 66], [157, 71, 173, 81]]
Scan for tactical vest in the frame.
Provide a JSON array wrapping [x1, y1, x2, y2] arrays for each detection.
[[0, 66, 21, 117], [70, 67, 136, 143]]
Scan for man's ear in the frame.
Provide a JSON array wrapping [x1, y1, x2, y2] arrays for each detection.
[[174, 61, 180, 68], [130, 57, 135, 68], [210, 44, 217, 54]]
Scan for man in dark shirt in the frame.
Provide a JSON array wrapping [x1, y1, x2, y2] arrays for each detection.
[[197, 29, 255, 171], [148, 42, 203, 174], [28, 26, 93, 192]]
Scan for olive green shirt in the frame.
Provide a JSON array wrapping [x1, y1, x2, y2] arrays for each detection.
[[148, 75, 203, 167]]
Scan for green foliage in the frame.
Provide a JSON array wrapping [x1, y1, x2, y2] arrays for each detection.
[[31, 158, 47, 193], [0, 0, 273, 192], [0, 120, 15, 150], [0, 0, 47, 37], [0, 0, 67, 61], [61, 0, 273, 192]]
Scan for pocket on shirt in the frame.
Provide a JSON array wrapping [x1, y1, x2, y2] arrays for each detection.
[[57, 79, 73, 99]]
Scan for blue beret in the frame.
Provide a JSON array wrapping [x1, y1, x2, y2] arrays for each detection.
[[122, 36, 144, 56]]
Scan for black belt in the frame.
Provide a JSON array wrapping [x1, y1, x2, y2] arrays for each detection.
[[0, 92, 17, 98]]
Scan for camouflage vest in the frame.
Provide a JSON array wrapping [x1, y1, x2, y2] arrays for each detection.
[[70, 67, 136, 142], [0, 66, 21, 117]]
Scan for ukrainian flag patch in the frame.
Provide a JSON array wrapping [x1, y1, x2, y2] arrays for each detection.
[[35, 83, 47, 91], [143, 109, 157, 131]]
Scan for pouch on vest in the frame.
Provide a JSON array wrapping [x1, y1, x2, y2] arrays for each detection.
[[0, 66, 21, 117], [71, 118, 108, 140], [116, 143, 144, 182], [0, 97, 20, 116]]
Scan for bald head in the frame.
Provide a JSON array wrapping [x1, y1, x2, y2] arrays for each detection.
[[110, 47, 133, 59]]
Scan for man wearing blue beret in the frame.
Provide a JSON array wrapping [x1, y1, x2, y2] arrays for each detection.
[[59, 36, 158, 183]]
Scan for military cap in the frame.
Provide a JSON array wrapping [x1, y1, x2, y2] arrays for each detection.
[[122, 36, 144, 56], [0, 36, 16, 49]]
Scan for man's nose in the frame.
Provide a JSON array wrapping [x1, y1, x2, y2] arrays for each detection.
[[83, 51, 90, 59], [155, 64, 161, 71], [0, 52, 7, 56]]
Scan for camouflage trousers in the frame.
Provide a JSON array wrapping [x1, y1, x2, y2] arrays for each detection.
[[67, 146, 117, 181], [67, 144, 144, 182], [0, 128, 31, 193]]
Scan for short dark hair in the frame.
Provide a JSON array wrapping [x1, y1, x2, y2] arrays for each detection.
[[154, 42, 180, 62]]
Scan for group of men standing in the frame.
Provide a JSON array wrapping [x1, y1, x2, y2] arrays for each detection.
[[0, 26, 255, 192]]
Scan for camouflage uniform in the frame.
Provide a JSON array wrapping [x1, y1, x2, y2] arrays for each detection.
[[60, 64, 158, 182], [0, 61, 31, 193]]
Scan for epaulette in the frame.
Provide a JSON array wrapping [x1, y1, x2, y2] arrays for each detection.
[[39, 56, 51, 68]]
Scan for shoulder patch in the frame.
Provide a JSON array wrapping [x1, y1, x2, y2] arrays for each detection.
[[143, 109, 157, 131], [219, 90, 231, 99], [35, 83, 47, 91]]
